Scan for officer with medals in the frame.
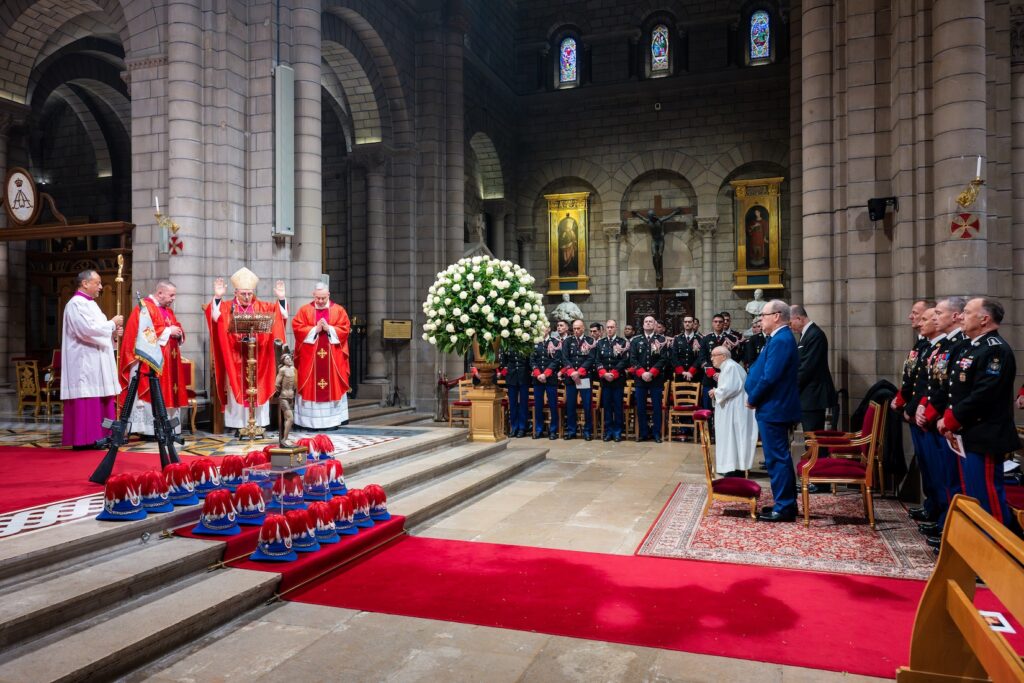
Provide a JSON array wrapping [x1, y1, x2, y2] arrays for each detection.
[[915, 297, 969, 547], [561, 319, 596, 440], [630, 315, 669, 442], [670, 315, 704, 441], [530, 323, 562, 440], [498, 346, 532, 438], [890, 299, 932, 520], [594, 319, 629, 442], [937, 297, 1022, 537]]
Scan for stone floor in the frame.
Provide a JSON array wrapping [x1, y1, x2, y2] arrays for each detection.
[[129, 434, 891, 683]]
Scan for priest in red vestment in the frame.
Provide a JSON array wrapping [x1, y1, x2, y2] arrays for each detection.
[[292, 283, 351, 428], [118, 281, 188, 434], [205, 267, 287, 431]]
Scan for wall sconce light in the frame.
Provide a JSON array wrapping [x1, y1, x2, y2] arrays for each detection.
[[867, 197, 898, 222]]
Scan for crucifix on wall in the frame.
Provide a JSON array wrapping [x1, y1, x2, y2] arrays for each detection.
[[622, 195, 693, 289]]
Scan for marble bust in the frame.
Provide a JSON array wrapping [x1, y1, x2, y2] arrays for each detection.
[[551, 293, 584, 323]]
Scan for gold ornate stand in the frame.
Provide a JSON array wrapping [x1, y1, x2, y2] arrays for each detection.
[[467, 341, 505, 442], [231, 312, 274, 440]]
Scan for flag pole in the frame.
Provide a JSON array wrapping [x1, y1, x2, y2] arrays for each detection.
[[114, 253, 124, 359]]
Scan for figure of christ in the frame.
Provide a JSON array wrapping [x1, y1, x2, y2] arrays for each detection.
[[631, 207, 686, 288], [205, 268, 288, 431], [291, 283, 352, 429], [275, 353, 296, 446]]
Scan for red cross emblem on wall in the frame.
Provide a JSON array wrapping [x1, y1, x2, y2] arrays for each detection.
[[168, 235, 184, 254], [950, 213, 980, 239]]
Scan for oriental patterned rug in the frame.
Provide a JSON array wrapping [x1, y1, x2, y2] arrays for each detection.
[[636, 482, 936, 579]]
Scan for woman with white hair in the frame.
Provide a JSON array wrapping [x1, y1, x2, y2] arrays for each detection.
[[708, 345, 759, 475]]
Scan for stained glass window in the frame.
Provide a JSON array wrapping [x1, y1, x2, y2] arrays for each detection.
[[651, 25, 669, 73], [559, 37, 577, 84], [750, 10, 770, 61]]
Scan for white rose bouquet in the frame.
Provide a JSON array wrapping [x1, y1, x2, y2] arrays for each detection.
[[422, 255, 547, 362]]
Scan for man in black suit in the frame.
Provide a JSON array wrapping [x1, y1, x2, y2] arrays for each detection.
[[790, 304, 837, 432]]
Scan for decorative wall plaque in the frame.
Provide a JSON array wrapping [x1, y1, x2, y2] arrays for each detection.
[[3, 167, 41, 226]]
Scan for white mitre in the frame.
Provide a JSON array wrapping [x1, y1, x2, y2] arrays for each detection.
[[230, 267, 259, 290]]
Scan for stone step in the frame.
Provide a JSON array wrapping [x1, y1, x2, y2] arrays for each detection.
[[355, 411, 439, 427], [347, 404, 414, 422], [391, 447, 548, 528], [0, 568, 277, 683], [342, 427, 468, 476], [348, 440, 509, 497], [0, 536, 220, 650]]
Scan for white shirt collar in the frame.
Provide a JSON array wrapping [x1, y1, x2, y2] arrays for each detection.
[[768, 326, 785, 338]]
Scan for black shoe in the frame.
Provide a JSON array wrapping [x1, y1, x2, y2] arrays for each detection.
[[564, 434, 576, 440], [532, 432, 543, 440], [637, 436, 650, 442], [925, 535, 942, 549], [602, 434, 611, 442], [758, 511, 796, 523], [760, 506, 775, 516], [918, 522, 941, 535], [908, 507, 932, 522], [584, 434, 592, 441], [613, 435, 622, 442], [549, 433, 559, 440], [653, 436, 662, 444]]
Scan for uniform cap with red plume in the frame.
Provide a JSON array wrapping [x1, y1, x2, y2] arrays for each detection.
[[96, 473, 146, 521], [363, 483, 391, 521], [313, 434, 335, 458], [302, 463, 331, 502], [243, 450, 270, 484], [233, 482, 267, 525], [329, 494, 358, 535], [323, 459, 348, 495], [271, 472, 307, 510], [250, 513, 297, 562], [163, 462, 199, 506], [346, 488, 375, 528], [306, 501, 340, 544], [138, 470, 173, 513], [192, 488, 241, 535], [286, 509, 320, 552], [189, 457, 222, 496], [219, 455, 246, 488]]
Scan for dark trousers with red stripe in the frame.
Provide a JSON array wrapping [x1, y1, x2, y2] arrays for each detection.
[[926, 431, 961, 530], [958, 450, 1017, 532]]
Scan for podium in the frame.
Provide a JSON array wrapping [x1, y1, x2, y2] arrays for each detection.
[[231, 312, 275, 440]]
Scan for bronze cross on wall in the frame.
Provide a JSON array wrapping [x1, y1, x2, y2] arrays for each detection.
[[622, 195, 693, 290], [621, 194, 693, 222]]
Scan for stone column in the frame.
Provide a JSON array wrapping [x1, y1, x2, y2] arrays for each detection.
[[695, 217, 717, 321], [1011, 6, 1024, 340], [0, 112, 11, 383], [504, 214, 516, 262], [602, 222, 622, 320], [484, 199, 507, 258], [363, 159, 389, 396], [801, 0, 835, 320], [516, 230, 533, 273], [932, 0, 988, 296], [291, 0, 323, 296], [445, 15, 466, 264]]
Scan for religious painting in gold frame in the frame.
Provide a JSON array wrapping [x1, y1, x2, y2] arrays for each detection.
[[730, 177, 784, 292], [545, 191, 591, 295]]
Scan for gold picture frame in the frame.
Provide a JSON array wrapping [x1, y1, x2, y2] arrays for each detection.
[[545, 191, 591, 295], [730, 177, 784, 292]]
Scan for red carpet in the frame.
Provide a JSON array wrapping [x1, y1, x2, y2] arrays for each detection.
[[0, 446, 198, 515], [177, 515, 406, 593], [287, 536, 1023, 678]]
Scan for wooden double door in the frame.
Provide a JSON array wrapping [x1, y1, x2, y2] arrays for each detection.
[[625, 289, 696, 336]]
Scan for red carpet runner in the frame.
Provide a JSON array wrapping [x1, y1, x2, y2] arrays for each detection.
[[176, 515, 406, 593], [0, 446, 197, 515], [286, 536, 1023, 678]]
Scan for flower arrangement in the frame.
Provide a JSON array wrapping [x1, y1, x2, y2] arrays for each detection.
[[422, 255, 547, 363]]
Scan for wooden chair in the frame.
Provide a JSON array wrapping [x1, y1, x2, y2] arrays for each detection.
[[181, 356, 199, 433], [448, 378, 473, 428], [623, 378, 635, 439], [896, 495, 1024, 683], [587, 381, 601, 436], [694, 409, 761, 519], [633, 382, 669, 440], [42, 350, 62, 415], [666, 380, 701, 442], [799, 402, 886, 528], [13, 358, 47, 417], [541, 384, 566, 438], [804, 401, 886, 493]]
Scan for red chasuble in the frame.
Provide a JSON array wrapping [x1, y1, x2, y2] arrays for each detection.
[[205, 298, 286, 409], [118, 297, 188, 408], [292, 302, 351, 402]]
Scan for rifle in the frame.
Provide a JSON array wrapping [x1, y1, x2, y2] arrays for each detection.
[[89, 368, 139, 484], [146, 365, 183, 469]]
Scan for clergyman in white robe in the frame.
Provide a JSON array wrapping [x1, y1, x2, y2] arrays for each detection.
[[711, 357, 759, 474]]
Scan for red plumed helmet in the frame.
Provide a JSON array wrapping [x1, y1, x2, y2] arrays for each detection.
[[96, 473, 145, 521], [329, 494, 358, 535], [363, 483, 391, 521], [202, 489, 236, 517], [313, 434, 335, 454], [271, 472, 307, 510], [233, 482, 267, 524], [192, 488, 240, 535], [245, 450, 269, 467], [347, 488, 374, 528], [285, 509, 320, 551], [220, 455, 246, 483], [138, 469, 173, 514], [250, 513, 296, 562], [164, 462, 199, 505], [303, 464, 328, 489], [323, 458, 348, 495], [307, 500, 334, 527], [189, 457, 221, 494]]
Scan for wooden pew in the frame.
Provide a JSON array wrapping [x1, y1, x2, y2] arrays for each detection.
[[896, 495, 1024, 683]]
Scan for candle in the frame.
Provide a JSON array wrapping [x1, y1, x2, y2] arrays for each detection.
[[155, 195, 160, 215], [976, 156, 982, 179]]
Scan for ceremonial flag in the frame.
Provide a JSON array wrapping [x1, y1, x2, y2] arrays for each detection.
[[134, 296, 164, 374]]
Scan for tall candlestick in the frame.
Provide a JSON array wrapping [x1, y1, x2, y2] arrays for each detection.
[[976, 156, 982, 179], [155, 195, 160, 215]]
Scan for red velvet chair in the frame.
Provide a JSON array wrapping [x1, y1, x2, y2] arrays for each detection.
[[799, 402, 886, 528], [694, 409, 761, 520], [801, 401, 884, 493]]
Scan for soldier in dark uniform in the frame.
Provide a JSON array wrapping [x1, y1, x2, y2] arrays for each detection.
[[630, 315, 668, 442], [938, 297, 1022, 536], [721, 311, 744, 362], [889, 299, 932, 521], [700, 314, 729, 408], [742, 317, 766, 368], [499, 346, 532, 438], [594, 319, 629, 442], [670, 315, 704, 441], [913, 297, 968, 544], [530, 324, 562, 440], [561, 319, 596, 440]]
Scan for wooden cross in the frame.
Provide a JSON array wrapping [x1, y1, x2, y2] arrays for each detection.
[[621, 194, 693, 223]]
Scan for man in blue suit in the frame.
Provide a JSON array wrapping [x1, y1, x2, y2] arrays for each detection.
[[744, 299, 803, 522]]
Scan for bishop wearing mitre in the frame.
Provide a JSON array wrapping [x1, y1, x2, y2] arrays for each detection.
[[205, 268, 287, 431], [292, 282, 352, 429], [118, 281, 188, 434]]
